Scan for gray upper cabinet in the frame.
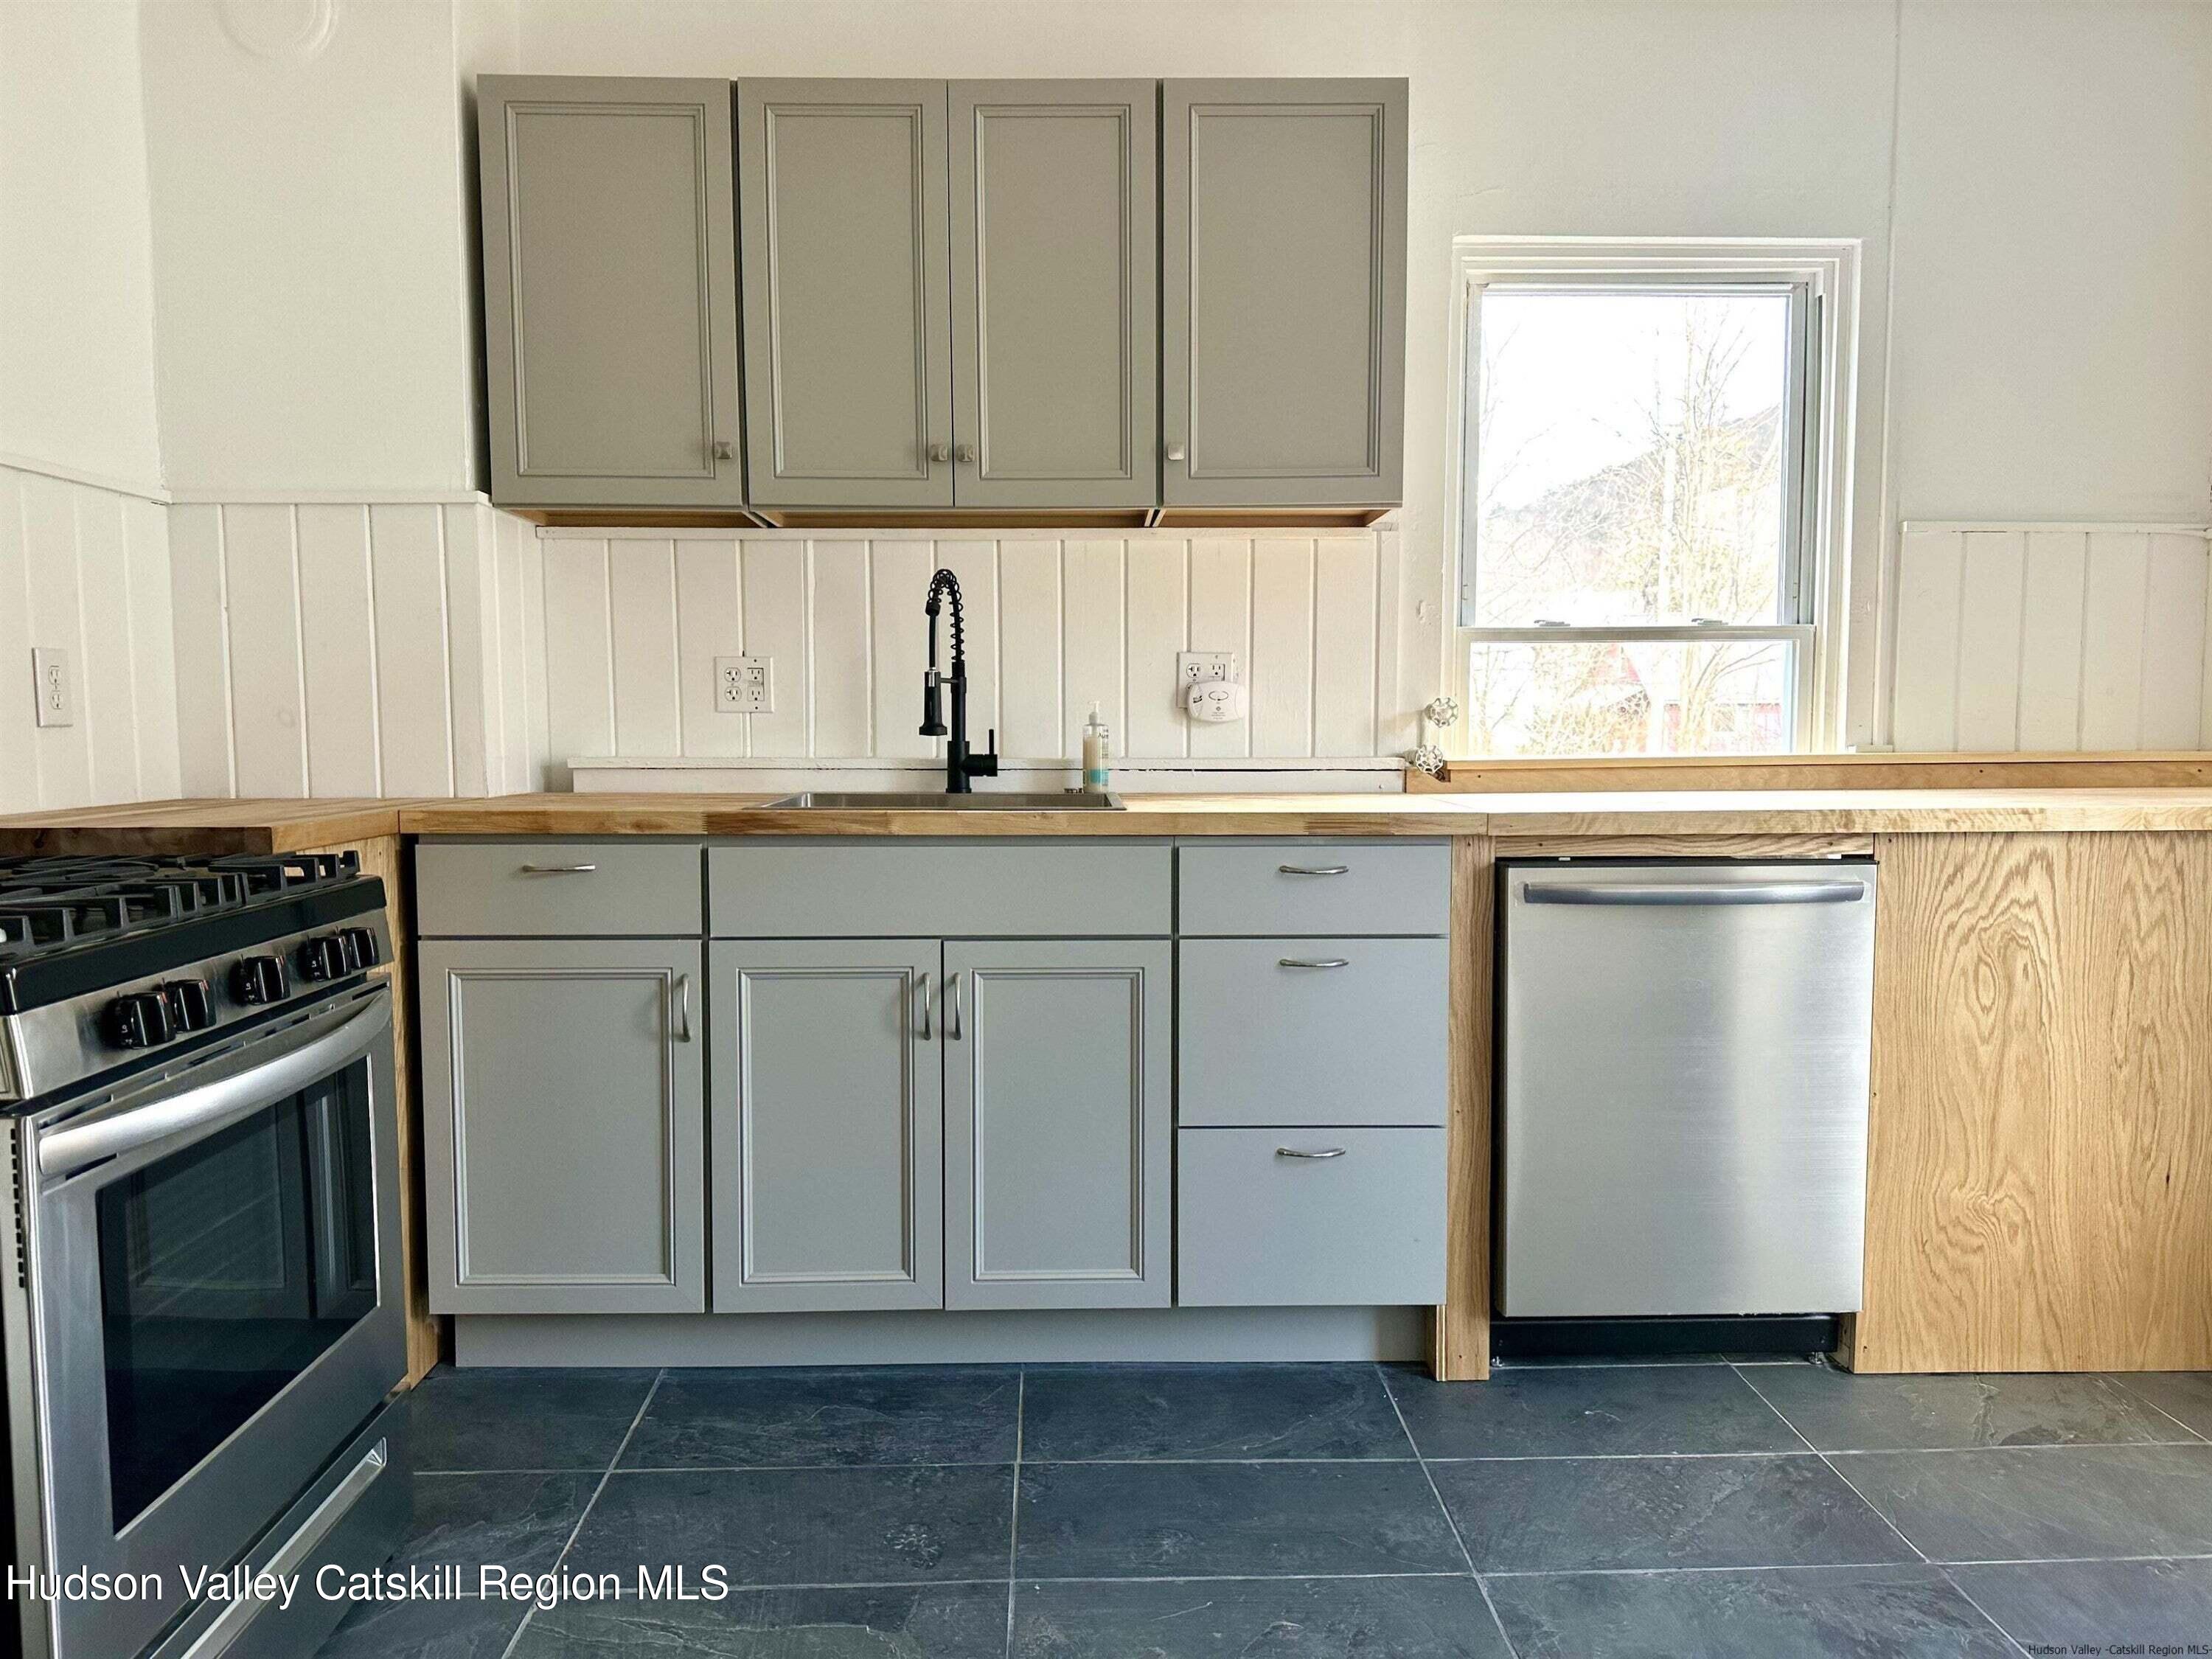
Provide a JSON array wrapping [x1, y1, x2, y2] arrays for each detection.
[[1161, 79, 1408, 508], [420, 938, 706, 1314], [947, 81, 1158, 509], [943, 940, 1172, 1310], [709, 939, 945, 1311], [479, 77, 744, 507], [738, 80, 954, 508]]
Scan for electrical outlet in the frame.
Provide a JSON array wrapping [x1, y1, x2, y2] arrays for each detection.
[[1178, 651, 1236, 686], [714, 655, 773, 714], [31, 647, 73, 728]]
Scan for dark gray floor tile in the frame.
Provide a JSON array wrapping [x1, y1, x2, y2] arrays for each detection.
[[1016, 1461, 1464, 1579], [1949, 1557, 2212, 1650], [1385, 1362, 1803, 1458], [2118, 1371, 2212, 1439], [1841, 1443, 2212, 1562], [1486, 1565, 2016, 1659], [620, 1365, 1019, 1469], [403, 1366, 658, 1472], [314, 1472, 597, 1658], [1746, 1364, 2185, 1450], [564, 1465, 1014, 1587], [1019, 1364, 1409, 1462], [1012, 1575, 1511, 1657], [1432, 1454, 1914, 1573], [512, 1581, 1012, 1657]]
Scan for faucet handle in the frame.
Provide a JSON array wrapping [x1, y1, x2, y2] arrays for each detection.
[[972, 730, 999, 778]]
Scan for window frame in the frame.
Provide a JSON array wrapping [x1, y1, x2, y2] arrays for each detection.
[[1444, 237, 1860, 757]]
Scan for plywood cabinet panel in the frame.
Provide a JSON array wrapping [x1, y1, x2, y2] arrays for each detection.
[[1848, 832, 2212, 1372], [479, 77, 744, 507]]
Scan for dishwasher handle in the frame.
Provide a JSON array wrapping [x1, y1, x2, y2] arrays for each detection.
[[1522, 878, 1867, 907]]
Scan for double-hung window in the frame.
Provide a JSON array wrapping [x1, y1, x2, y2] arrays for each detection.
[[1450, 239, 1855, 756]]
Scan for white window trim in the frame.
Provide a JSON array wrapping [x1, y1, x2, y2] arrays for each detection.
[[1442, 235, 1861, 756]]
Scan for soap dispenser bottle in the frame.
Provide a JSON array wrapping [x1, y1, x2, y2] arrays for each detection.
[[1081, 703, 1111, 793]]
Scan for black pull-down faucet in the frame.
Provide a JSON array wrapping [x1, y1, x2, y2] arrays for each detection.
[[920, 569, 998, 793]]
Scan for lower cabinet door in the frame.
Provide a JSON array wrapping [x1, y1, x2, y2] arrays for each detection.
[[420, 939, 705, 1313], [711, 940, 944, 1311], [943, 939, 1172, 1309]]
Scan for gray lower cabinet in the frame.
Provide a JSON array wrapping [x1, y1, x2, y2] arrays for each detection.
[[948, 80, 1158, 509], [420, 938, 706, 1313], [944, 940, 1172, 1309], [478, 77, 744, 507], [737, 80, 954, 508], [1161, 79, 1407, 507], [709, 939, 944, 1311]]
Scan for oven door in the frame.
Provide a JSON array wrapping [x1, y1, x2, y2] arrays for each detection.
[[22, 982, 403, 1659]]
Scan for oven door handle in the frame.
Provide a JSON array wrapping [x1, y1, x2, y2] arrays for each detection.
[[38, 995, 392, 1179]]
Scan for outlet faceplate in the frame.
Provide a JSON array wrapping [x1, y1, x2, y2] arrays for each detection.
[[1178, 651, 1236, 686], [32, 647, 73, 728], [715, 655, 773, 714]]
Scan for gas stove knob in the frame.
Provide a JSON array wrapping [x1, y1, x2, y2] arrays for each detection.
[[105, 991, 175, 1050], [232, 954, 287, 1006], [161, 976, 216, 1032], [297, 935, 349, 983], [339, 926, 379, 970]]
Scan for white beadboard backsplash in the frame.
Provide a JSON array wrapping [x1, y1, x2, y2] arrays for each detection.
[[538, 526, 1411, 786], [1887, 524, 2212, 751], [165, 498, 549, 800], [0, 460, 181, 814]]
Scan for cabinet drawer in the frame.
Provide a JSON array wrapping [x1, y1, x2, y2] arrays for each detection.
[[417, 841, 703, 936], [1179, 937, 1447, 1127], [1177, 842, 1447, 936], [1178, 1127, 1444, 1307], [710, 843, 1171, 936]]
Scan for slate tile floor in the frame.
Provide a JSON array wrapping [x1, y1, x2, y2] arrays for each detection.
[[314, 1358, 2212, 1658]]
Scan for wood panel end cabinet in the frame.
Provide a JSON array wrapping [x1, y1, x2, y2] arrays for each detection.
[[478, 76, 745, 508]]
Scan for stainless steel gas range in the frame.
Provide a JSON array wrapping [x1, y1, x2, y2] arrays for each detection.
[[0, 853, 410, 1659]]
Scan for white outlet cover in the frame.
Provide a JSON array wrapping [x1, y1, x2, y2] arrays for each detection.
[[714, 655, 773, 714], [1178, 651, 1236, 686], [32, 647, 73, 728]]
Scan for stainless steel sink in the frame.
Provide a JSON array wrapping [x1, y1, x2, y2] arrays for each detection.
[[765, 790, 1125, 811]]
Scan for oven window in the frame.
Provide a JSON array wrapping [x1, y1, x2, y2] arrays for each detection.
[[96, 1059, 379, 1528]]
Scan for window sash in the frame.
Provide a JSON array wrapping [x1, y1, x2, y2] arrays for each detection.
[[1455, 275, 1820, 633]]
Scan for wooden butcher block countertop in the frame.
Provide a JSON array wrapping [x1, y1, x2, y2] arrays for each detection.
[[10, 785, 2212, 855]]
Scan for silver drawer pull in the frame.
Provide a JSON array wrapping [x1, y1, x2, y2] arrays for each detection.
[[1524, 880, 1865, 907], [1279, 863, 1350, 877], [518, 863, 597, 876], [1278, 957, 1350, 970], [1276, 1146, 1347, 1159], [672, 973, 693, 1043]]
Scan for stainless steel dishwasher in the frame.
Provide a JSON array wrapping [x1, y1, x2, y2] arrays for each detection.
[[1496, 859, 1878, 1319]]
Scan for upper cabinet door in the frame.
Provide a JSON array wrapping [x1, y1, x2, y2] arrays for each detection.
[[947, 81, 1158, 510], [479, 77, 744, 508], [738, 80, 954, 508], [1162, 80, 1408, 507]]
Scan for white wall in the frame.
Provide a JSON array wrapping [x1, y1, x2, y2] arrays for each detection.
[[0, 1, 166, 493], [137, 0, 483, 495]]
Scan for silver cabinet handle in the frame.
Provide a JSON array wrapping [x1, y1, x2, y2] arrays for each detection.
[[945, 970, 964, 1041], [1279, 863, 1349, 877], [917, 973, 934, 1040], [1278, 957, 1350, 970], [928, 442, 951, 465], [1524, 880, 1867, 907], [954, 442, 975, 464], [1165, 441, 1186, 462], [1276, 1146, 1347, 1159], [518, 863, 597, 876], [672, 973, 692, 1043], [712, 438, 734, 461]]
